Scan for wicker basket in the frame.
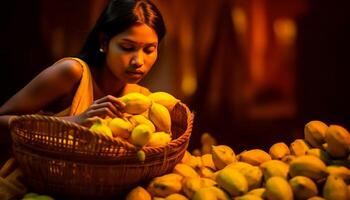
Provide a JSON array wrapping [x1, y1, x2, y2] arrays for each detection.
[[10, 102, 193, 199]]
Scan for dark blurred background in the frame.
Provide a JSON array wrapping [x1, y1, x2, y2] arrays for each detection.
[[1, 0, 349, 153]]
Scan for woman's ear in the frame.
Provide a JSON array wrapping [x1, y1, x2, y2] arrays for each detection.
[[98, 33, 109, 52]]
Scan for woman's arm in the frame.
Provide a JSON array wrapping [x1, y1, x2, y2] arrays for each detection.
[[0, 59, 83, 139]]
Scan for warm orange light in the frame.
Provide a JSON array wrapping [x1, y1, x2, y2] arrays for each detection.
[[181, 71, 197, 96], [250, 0, 267, 85], [231, 7, 247, 36], [273, 18, 297, 46]]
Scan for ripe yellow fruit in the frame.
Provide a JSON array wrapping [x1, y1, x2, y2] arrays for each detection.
[[165, 193, 188, 200], [269, 142, 290, 160], [147, 173, 183, 197], [182, 177, 202, 198], [129, 124, 153, 147], [289, 155, 328, 181], [289, 139, 310, 156], [289, 176, 318, 199], [235, 194, 263, 200], [173, 163, 200, 179], [265, 177, 293, 200], [215, 167, 248, 197], [181, 151, 192, 164], [323, 175, 349, 200], [238, 149, 271, 166], [192, 186, 230, 200], [119, 92, 152, 114], [211, 145, 236, 170], [247, 188, 266, 198], [325, 125, 350, 158], [326, 165, 350, 184], [148, 92, 180, 112], [126, 186, 151, 200], [260, 160, 289, 181], [128, 115, 156, 133], [108, 117, 133, 138], [149, 103, 172, 133], [306, 148, 332, 165], [147, 132, 171, 147], [226, 162, 263, 190], [201, 154, 216, 170], [89, 118, 113, 137], [304, 120, 328, 148], [137, 150, 146, 162]]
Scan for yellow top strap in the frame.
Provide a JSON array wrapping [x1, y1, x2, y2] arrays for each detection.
[[55, 57, 93, 117]]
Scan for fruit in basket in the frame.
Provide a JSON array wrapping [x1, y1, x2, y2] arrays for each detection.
[[265, 176, 293, 200], [89, 118, 113, 137], [238, 149, 271, 166], [323, 175, 349, 200], [269, 142, 290, 160], [211, 145, 236, 170], [126, 186, 151, 200], [324, 125, 350, 158], [119, 92, 152, 114], [289, 176, 318, 199], [128, 114, 156, 133], [137, 150, 146, 162], [130, 124, 153, 147], [108, 117, 133, 138], [148, 92, 180, 112], [147, 131, 171, 147], [149, 103, 171, 133], [289, 155, 328, 181], [304, 120, 328, 148]]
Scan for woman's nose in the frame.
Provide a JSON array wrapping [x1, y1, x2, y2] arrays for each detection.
[[130, 51, 144, 67]]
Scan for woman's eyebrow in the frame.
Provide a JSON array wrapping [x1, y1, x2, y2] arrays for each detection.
[[121, 38, 157, 46]]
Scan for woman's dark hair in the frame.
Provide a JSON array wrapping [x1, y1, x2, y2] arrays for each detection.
[[78, 0, 166, 67]]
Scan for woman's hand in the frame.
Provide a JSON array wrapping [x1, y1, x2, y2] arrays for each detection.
[[74, 95, 126, 126]]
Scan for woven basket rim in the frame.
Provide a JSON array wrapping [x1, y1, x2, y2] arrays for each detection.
[[10, 102, 193, 154]]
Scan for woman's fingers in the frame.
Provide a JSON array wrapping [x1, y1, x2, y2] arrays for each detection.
[[89, 102, 122, 116], [86, 107, 117, 119], [94, 95, 126, 111]]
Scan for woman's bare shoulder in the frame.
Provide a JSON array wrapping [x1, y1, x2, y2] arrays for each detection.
[[48, 58, 84, 81]]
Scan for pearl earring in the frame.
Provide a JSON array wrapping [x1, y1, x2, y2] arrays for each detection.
[[99, 48, 104, 53]]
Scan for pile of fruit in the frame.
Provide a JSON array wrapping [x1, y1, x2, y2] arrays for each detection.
[[88, 92, 180, 161], [125, 120, 350, 200]]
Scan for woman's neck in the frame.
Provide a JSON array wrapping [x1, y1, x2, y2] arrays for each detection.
[[90, 66, 125, 98]]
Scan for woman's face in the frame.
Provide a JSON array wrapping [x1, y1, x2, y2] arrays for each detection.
[[104, 23, 158, 84]]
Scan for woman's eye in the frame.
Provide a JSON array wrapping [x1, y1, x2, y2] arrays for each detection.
[[120, 45, 135, 51], [144, 46, 156, 54]]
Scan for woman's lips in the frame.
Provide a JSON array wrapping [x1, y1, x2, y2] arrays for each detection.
[[126, 70, 144, 78]]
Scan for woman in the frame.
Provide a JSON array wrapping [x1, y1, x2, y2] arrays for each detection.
[[0, 0, 165, 165]]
